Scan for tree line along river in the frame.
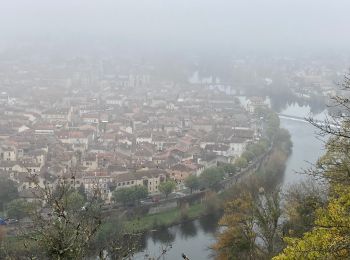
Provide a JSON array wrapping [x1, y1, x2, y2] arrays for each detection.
[[133, 103, 326, 260]]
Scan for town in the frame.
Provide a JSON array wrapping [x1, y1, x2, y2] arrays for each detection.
[[0, 68, 269, 206], [1, 1, 350, 259]]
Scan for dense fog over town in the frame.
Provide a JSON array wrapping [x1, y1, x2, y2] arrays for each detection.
[[1, 1, 350, 259]]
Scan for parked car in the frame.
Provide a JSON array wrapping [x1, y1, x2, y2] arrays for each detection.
[[6, 218, 18, 225], [0, 218, 7, 226]]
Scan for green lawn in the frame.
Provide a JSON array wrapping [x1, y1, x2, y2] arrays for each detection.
[[124, 203, 205, 232]]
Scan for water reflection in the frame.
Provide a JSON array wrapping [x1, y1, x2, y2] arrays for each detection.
[[137, 234, 147, 253], [198, 214, 220, 234], [134, 217, 219, 259], [149, 226, 175, 245], [179, 221, 197, 239], [269, 94, 326, 114]]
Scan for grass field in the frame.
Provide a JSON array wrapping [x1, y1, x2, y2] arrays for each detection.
[[124, 203, 206, 232]]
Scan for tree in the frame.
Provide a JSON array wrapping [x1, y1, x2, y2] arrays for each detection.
[[2, 180, 143, 260], [113, 186, 148, 206], [214, 181, 283, 259], [5, 180, 103, 259], [274, 128, 292, 154], [159, 181, 176, 198], [247, 142, 266, 157], [6, 199, 37, 219], [275, 185, 350, 259], [265, 110, 281, 141], [184, 175, 200, 194], [255, 190, 282, 257], [0, 178, 18, 210], [113, 188, 131, 206], [92, 216, 142, 259], [220, 163, 237, 175], [258, 150, 288, 189], [66, 191, 85, 211], [213, 192, 258, 259], [77, 183, 87, 200], [242, 150, 256, 162], [199, 167, 224, 191], [234, 156, 248, 169], [282, 179, 327, 238], [204, 191, 222, 214]]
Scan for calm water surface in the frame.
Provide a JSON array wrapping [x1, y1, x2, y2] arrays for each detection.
[[280, 104, 326, 186]]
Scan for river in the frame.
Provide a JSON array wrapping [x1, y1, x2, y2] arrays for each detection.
[[134, 103, 326, 260]]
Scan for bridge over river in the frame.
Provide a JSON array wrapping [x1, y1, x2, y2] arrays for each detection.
[[278, 113, 340, 129]]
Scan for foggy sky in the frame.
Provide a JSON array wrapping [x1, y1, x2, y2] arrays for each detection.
[[1, 0, 350, 55]]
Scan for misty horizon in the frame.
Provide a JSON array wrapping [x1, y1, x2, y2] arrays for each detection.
[[1, 0, 350, 56]]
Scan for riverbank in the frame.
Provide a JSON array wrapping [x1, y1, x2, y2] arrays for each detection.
[[120, 129, 292, 236], [122, 143, 290, 235], [124, 203, 206, 232]]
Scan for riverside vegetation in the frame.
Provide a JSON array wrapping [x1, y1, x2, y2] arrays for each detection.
[[214, 73, 350, 260]]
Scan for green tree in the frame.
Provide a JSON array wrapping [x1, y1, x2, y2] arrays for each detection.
[[113, 188, 131, 206], [265, 110, 280, 141], [113, 186, 148, 206], [159, 181, 176, 198], [199, 167, 224, 191], [77, 183, 87, 200], [259, 138, 270, 151], [6, 199, 37, 219], [184, 175, 200, 194], [247, 143, 264, 157], [274, 128, 292, 154], [220, 163, 237, 174], [0, 178, 18, 210], [242, 150, 256, 162], [133, 185, 149, 204], [66, 191, 85, 211], [92, 216, 141, 259], [234, 156, 248, 169]]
